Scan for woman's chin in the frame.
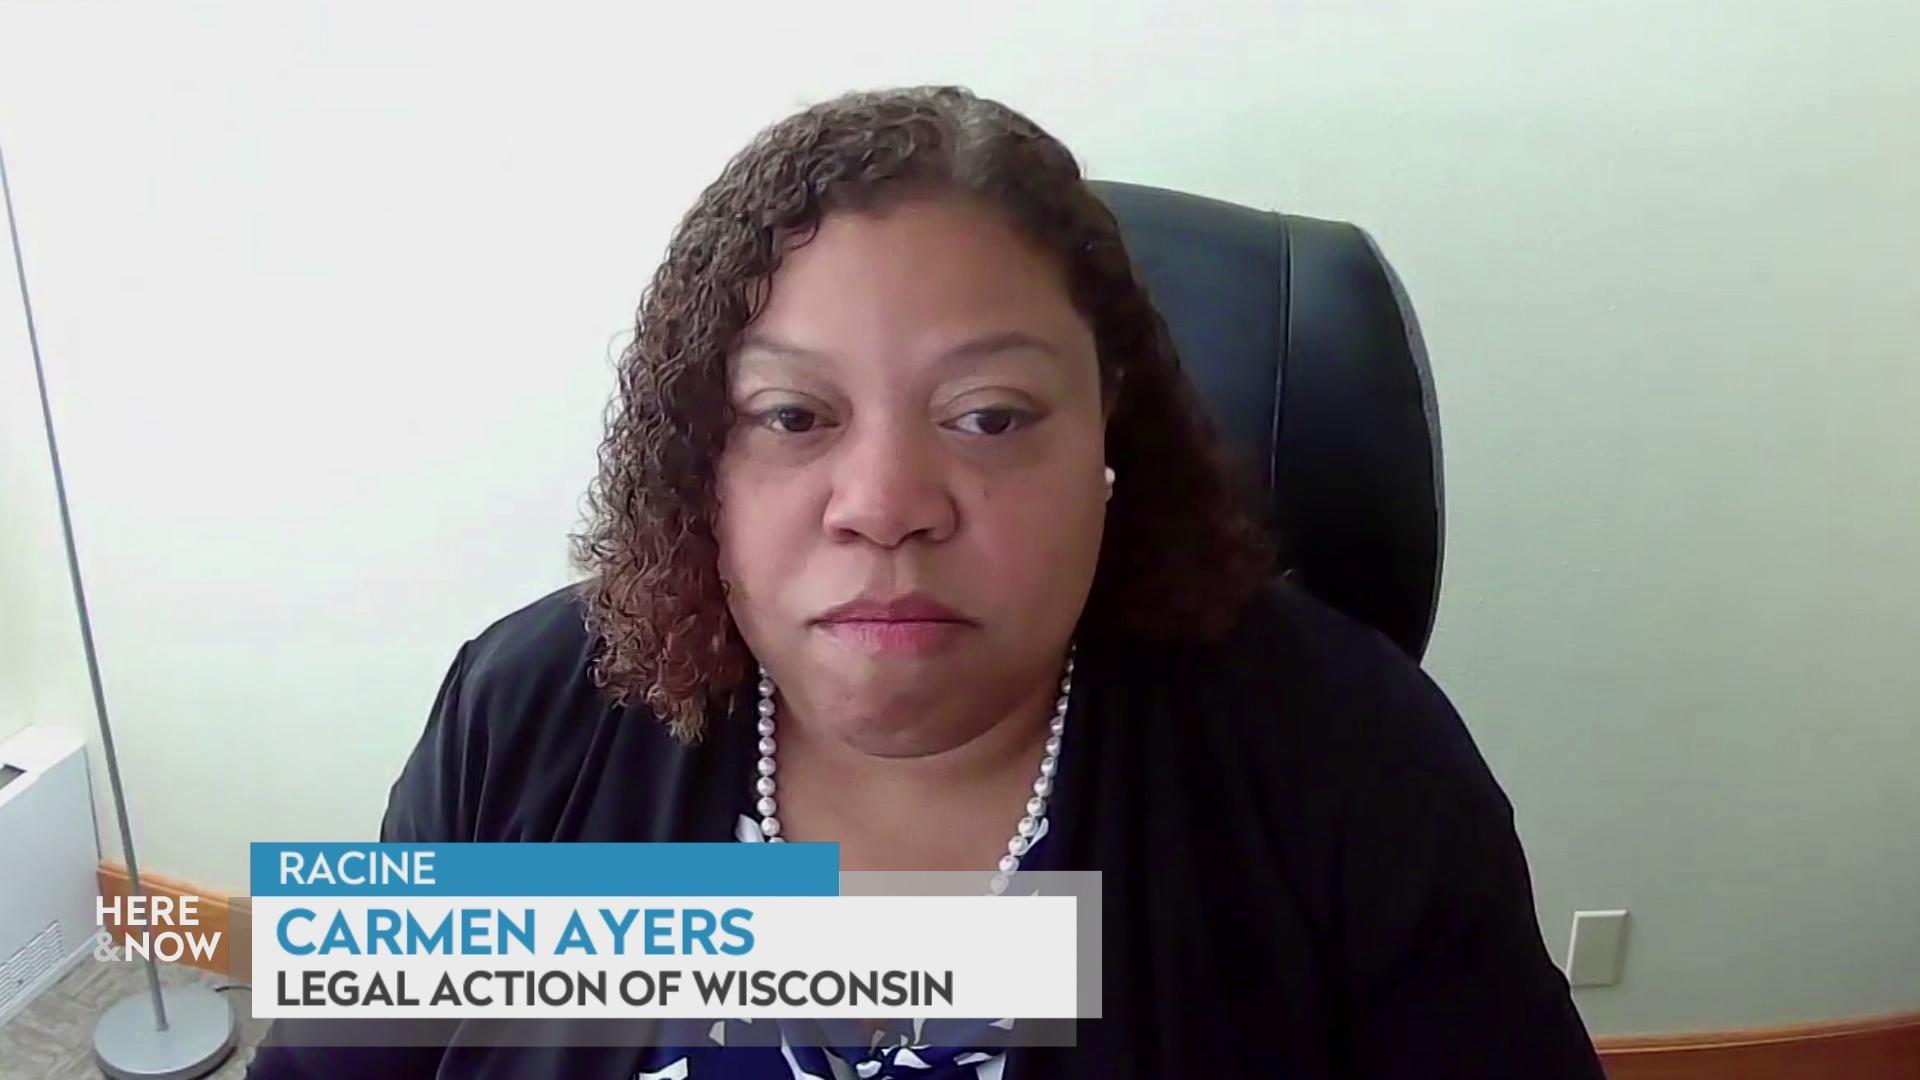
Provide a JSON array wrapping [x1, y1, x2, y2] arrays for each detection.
[[828, 715, 983, 760], [801, 674, 984, 758]]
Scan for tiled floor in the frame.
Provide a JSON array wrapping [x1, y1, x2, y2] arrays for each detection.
[[0, 959, 268, 1080]]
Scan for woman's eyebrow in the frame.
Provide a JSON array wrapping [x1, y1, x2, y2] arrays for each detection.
[[934, 330, 1065, 366], [734, 330, 1065, 366], [734, 332, 832, 363]]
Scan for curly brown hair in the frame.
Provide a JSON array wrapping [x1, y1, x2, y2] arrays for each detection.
[[569, 85, 1274, 740]]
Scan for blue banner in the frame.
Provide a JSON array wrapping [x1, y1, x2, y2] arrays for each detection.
[[250, 842, 839, 897]]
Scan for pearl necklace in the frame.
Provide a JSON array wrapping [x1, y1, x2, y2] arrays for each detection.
[[751, 647, 1074, 893]]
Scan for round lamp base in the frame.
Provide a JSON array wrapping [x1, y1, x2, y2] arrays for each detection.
[[93, 982, 238, 1080]]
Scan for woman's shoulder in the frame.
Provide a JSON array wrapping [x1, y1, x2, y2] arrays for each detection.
[[458, 581, 599, 693], [446, 582, 629, 756], [383, 582, 687, 843], [451, 580, 707, 765], [1167, 586, 1599, 1075], [1159, 580, 1509, 815]]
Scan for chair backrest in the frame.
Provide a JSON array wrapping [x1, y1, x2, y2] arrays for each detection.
[[1090, 180, 1444, 659]]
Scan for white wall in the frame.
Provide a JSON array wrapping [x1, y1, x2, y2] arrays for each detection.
[[1, 0, 1915, 1037], [0, 148, 95, 765]]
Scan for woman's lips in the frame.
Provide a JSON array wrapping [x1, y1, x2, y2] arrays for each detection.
[[816, 619, 971, 655], [812, 595, 975, 655]]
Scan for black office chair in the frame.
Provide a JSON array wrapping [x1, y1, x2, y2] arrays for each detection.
[[1090, 181, 1444, 661]]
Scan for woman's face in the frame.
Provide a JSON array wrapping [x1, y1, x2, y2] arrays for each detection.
[[715, 192, 1108, 757]]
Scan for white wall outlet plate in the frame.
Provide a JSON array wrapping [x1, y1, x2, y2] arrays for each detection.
[[1566, 909, 1630, 988]]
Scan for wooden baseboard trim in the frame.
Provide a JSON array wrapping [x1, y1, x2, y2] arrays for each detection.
[[95, 861, 242, 977], [1598, 1009, 1920, 1079], [91, 859, 1920, 1077]]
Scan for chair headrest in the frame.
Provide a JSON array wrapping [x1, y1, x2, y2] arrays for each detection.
[[1090, 180, 1444, 659]]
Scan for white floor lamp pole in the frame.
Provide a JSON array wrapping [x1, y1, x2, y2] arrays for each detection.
[[2, 137, 236, 1078]]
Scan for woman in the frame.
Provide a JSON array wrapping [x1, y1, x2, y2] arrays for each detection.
[[251, 86, 1602, 1078]]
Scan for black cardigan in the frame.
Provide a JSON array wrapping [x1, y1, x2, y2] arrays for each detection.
[[248, 581, 1603, 1079]]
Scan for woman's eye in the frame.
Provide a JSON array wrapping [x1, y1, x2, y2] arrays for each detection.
[[764, 406, 821, 434], [950, 408, 1027, 436]]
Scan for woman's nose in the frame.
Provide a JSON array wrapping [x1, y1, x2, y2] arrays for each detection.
[[820, 421, 958, 548]]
